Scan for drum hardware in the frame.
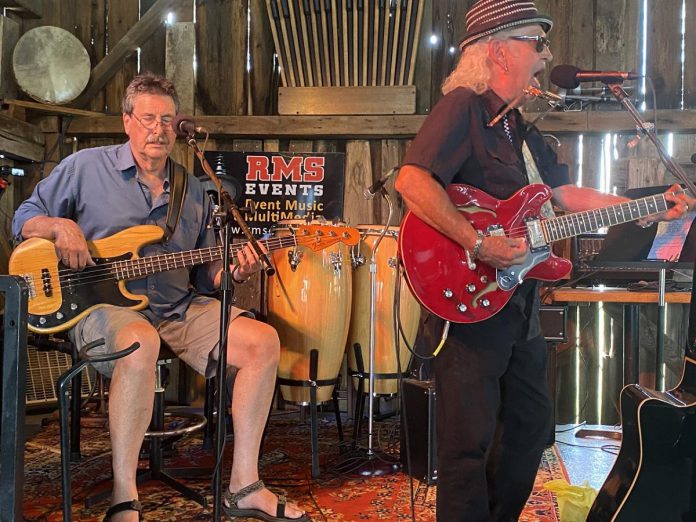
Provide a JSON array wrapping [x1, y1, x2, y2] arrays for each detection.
[[388, 257, 398, 269], [287, 249, 303, 271], [329, 252, 343, 273]]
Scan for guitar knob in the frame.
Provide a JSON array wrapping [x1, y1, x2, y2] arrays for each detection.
[[39, 317, 47, 325], [443, 289, 454, 299], [480, 275, 488, 284], [457, 304, 468, 313], [466, 284, 476, 293], [481, 299, 491, 308]]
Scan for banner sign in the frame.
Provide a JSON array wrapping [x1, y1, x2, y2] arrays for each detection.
[[196, 151, 346, 236]]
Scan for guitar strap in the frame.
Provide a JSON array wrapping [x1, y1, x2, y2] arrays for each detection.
[[522, 140, 556, 219], [163, 159, 188, 244]]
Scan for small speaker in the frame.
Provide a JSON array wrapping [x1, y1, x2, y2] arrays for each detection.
[[400, 379, 437, 485]]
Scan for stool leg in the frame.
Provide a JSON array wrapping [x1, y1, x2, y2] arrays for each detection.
[[332, 387, 344, 443], [309, 349, 320, 478], [70, 372, 82, 462]]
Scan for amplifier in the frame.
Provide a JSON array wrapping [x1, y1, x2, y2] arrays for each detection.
[[400, 379, 437, 485]]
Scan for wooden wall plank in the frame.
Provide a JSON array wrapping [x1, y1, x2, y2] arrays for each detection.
[[196, 0, 248, 116], [73, 0, 106, 112], [546, 0, 595, 72], [0, 16, 18, 99], [595, 1, 640, 73], [250, 0, 276, 115], [430, 0, 467, 109], [683, 2, 696, 108], [343, 140, 374, 225], [166, 22, 196, 114], [646, 0, 683, 109], [413, 0, 433, 114], [104, 0, 140, 112]]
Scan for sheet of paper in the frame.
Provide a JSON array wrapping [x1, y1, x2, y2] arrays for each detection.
[[647, 211, 696, 261]]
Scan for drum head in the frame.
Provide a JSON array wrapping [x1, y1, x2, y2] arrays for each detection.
[[13, 26, 91, 104]]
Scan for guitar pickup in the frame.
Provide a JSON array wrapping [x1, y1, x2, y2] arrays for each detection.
[[525, 219, 547, 250], [41, 268, 53, 297]]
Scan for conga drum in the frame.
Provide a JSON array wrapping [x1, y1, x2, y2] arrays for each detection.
[[268, 220, 353, 404], [347, 225, 420, 395]]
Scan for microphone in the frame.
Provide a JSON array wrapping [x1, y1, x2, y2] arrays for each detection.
[[550, 64, 641, 90], [172, 114, 207, 138], [364, 167, 399, 200]]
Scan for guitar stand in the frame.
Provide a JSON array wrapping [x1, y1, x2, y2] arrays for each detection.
[[276, 348, 344, 478]]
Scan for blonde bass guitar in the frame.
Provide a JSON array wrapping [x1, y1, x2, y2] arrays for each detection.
[[10, 224, 360, 334]]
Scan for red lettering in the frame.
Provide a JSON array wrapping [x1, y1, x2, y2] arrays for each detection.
[[271, 156, 304, 182], [303, 157, 325, 182], [246, 156, 270, 181]]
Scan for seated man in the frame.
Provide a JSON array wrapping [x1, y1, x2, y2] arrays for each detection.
[[12, 73, 308, 522]]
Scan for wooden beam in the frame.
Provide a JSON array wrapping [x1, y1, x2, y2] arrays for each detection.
[[52, 110, 696, 139], [2, 99, 104, 118], [0, 0, 41, 18], [0, 113, 44, 145], [71, 0, 181, 109], [0, 135, 43, 162]]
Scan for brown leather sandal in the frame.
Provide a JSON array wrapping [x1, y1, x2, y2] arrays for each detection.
[[103, 499, 142, 521], [222, 480, 309, 521]]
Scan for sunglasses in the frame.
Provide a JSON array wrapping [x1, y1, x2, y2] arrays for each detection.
[[509, 35, 551, 53]]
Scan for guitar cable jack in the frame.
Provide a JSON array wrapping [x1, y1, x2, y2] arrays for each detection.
[[432, 321, 451, 357]]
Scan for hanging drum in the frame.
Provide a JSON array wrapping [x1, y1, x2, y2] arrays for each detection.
[[347, 225, 420, 395], [12, 26, 91, 104], [268, 220, 353, 404]]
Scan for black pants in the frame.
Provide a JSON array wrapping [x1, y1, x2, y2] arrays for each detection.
[[433, 308, 551, 522]]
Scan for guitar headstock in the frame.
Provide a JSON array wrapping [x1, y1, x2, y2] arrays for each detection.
[[293, 225, 361, 251]]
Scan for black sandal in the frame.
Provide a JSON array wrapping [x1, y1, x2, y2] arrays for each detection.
[[222, 480, 309, 521], [103, 499, 142, 521]]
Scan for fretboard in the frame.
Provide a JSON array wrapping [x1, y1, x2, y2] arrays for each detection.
[[542, 194, 670, 242], [112, 236, 297, 280]]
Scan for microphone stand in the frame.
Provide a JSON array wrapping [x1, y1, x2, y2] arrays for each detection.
[[607, 83, 695, 392], [347, 187, 400, 476], [182, 133, 274, 521]]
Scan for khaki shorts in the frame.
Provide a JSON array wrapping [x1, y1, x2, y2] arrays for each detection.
[[68, 296, 253, 378]]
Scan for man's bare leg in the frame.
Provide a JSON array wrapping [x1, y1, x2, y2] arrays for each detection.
[[224, 317, 305, 518], [107, 323, 160, 522]]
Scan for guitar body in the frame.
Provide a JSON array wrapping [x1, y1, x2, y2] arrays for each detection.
[[9, 225, 163, 334], [587, 359, 696, 521], [399, 184, 572, 323]]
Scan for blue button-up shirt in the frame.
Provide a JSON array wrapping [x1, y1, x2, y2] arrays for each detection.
[[12, 142, 221, 323]]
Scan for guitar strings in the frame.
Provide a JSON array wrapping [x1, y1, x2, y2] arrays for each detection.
[[34, 234, 333, 294]]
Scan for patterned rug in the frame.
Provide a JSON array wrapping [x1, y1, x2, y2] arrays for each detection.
[[21, 414, 567, 521]]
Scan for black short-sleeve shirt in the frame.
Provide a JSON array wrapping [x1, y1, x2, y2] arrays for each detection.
[[404, 87, 570, 198]]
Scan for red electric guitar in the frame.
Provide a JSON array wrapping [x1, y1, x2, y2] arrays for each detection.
[[398, 183, 674, 323]]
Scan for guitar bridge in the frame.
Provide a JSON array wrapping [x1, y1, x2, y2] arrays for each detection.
[[526, 219, 548, 250]]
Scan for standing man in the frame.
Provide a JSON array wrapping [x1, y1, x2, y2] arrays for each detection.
[[395, 1, 687, 520], [12, 73, 308, 522]]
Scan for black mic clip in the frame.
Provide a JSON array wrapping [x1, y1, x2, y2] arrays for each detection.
[[364, 167, 399, 200]]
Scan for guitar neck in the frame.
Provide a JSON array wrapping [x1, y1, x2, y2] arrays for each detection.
[[113, 236, 296, 280], [543, 193, 670, 242]]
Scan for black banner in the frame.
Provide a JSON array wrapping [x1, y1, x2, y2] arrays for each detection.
[[195, 151, 346, 236]]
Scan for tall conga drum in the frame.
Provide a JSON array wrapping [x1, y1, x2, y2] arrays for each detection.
[[268, 220, 353, 404], [347, 225, 420, 395]]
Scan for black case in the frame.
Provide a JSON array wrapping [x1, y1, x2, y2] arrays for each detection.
[[400, 379, 437, 485]]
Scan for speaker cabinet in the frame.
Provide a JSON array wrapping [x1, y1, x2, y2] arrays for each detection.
[[400, 379, 437, 485]]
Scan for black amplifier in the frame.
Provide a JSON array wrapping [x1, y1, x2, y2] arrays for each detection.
[[400, 379, 437, 485]]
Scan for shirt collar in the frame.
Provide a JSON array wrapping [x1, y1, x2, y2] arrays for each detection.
[[116, 141, 171, 190], [482, 89, 509, 119]]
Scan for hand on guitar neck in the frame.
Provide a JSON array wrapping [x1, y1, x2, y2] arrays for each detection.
[[635, 183, 691, 228]]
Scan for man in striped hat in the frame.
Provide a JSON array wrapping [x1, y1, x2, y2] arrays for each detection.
[[395, 1, 688, 520]]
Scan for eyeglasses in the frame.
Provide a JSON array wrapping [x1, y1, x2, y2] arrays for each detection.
[[130, 112, 174, 132], [509, 35, 551, 53]]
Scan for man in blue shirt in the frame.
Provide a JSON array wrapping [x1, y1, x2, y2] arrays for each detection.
[[13, 73, 308, 522]]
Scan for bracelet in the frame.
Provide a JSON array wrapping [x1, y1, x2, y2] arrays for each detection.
[[470, 230, 484, 260], [231, 266, 247, 284], [639, 221, 655, 229]]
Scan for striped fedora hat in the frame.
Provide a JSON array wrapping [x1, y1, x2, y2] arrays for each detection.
[[459, 0, 553, 50]]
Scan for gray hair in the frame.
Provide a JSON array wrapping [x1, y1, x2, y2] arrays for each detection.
[[121, 72, 179, 114]]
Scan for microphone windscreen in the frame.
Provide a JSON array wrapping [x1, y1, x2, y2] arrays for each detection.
[[550, 65, 581, 90], [171, 114, 195, 138]]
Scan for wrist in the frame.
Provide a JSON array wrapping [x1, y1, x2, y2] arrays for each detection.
[[468, 230, 484, 259], [231, 266, 247, 284]]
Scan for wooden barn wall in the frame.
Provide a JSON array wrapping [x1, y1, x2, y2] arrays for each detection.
[[5, 0, 696, 273]]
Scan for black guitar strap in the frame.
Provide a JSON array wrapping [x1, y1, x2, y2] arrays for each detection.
[[163, 159, 188, 244]]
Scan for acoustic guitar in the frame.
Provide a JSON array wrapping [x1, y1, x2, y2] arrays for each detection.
[[586, 274, 696, 521], [9, 223, 360, 334]]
